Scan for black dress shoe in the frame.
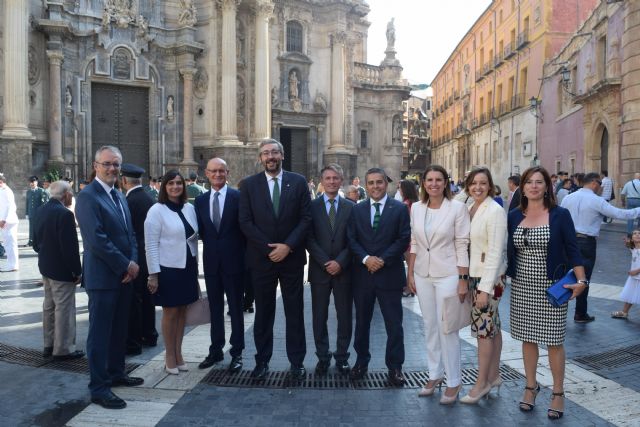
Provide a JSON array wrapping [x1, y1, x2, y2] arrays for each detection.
[[251, 362, 269, 379], [349, 364, 368, 380], [112, 376, 144, 387], [228, 356, 243, 373], [198, 352, 224, 369], [52, 350, 85, 361], [315, 360, 330, 376], [574, 314, 595, 323], [43, 347, 53, 358], [243, 306, 254, 313], [388, 369, 406, 387], [290, 365, 306, 381], [335, 360, 351, 375], [91, 392, 127, 409]]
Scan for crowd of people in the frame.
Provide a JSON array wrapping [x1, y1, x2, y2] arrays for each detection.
[[3, 142, 640, 421]]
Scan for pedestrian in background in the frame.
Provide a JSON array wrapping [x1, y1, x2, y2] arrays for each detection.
[[33, 180, 84, 361], [0, 173, 19, 272], [25, 175, 49, 247], [620, 172, 640, 235], [556, 179, 572, 205], [611, 229, 640, 320]]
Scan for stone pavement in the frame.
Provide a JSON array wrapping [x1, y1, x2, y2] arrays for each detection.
[[1, 219, 640, 426]]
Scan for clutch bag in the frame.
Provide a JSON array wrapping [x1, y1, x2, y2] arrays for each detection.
[[546, 269, 576, 308], [185, 296, 211, 326], [442, 293, 472, 334]]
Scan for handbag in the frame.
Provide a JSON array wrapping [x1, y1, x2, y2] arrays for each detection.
[[185, 288, 211, 326], [546, 269, 576, 308], [442, 292, 472, 334]]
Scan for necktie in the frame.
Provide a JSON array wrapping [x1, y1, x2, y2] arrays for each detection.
[[110, 188, 126, 226], [328, 198, 336, 231], [372, 202, 381, 231], [272, 177, 280, 216], [211, 191, 221, 231]]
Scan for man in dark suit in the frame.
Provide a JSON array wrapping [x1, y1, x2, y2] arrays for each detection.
[[196, 157, 246, 372], [25, 175, 49, 246], [307, 164, 354, 376], [33, 180, 84, 360], [347, 167, 410, 386], [75, 146, 143, 409], [507, 175, 521, 212], [120, 164, 158, 355], [239, 138, 311, 380]]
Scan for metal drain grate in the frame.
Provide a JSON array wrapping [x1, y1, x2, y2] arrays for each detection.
[[201, 365, 524, 390], [574, 346, 640, 371], [0, 343, 140, 375]]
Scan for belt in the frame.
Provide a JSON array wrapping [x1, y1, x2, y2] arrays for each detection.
[[576, 233, 596, 239]]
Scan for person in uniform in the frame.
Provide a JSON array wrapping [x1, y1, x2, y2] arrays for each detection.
[[186, 172, 205, 205], [25, 176, 49, 246], [145, 177, 159, 202]]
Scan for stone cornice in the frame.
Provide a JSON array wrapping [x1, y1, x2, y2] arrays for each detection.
[[216, 0, 242, 11]]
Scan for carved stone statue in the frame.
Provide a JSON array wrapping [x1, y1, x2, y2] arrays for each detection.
[[288, 70, 299, 100], [102, 0, 135, 30], [271, 86, 278, 107], [386, 18, 396, 50], [178, 0, 198, 27], [313, 92, 327, 113], [167, 95, 175, 121], [65, 87, 72, 110]]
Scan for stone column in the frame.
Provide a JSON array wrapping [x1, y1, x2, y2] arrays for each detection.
[[47, 51, 64, 165], [622, 0, 640, 182], [180, 68, 197, 165], [1, 0, 33, 139], [253, 1, 274, 142], [329, 32, 347, 149], [218, 0, 241, 144]]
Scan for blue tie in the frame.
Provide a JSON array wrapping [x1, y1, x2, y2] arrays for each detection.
[[110, 188, 126, 227]]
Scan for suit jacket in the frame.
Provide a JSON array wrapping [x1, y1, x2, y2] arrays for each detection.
[[195, 187, 245, 277], [468, 197, 507, 294], [33, 199, 81, 282], [26, 187, 49, 217], [307, 195, 354, 284], [347, 197, 410, 290], [239, 170, 311, 271], [508, 188, 521, 212], [126, 186, 154, 271], [410, 198, 470, 278], [75, 180, 137, 290]]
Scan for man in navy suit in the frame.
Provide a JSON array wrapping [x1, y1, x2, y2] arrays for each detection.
[[75, 146, 143, 409], [196, 157, 246, 372], [239, 139, 311, 381], [347, 167, 410, 386], [307, 164, 354, 376]]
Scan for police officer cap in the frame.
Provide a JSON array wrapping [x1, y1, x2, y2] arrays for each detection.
[[29, 175, 38, 182], [189, 172, 198, 181], [120, 163, 146, 178]]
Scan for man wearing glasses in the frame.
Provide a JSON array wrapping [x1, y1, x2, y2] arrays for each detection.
[[75, 146, 143, 409], [239, 139, 311, 381], [561, 172, 640, 323]]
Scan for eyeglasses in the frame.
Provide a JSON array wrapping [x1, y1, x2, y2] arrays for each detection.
[[95, 161, 121, 169], [260, 150, 281, 157], [522, 227, 529, 247]]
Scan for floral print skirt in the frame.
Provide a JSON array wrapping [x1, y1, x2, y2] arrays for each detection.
[[469, 277, 503, 339]]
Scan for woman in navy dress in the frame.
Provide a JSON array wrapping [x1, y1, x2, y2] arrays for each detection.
[[145, 170, 199, 374]]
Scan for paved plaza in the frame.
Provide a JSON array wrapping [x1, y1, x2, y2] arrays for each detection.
[[1, 220, 640, 426]]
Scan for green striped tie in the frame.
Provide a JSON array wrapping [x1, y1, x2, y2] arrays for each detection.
[[372, 202, 381, 231], [328, 198, 336, 230], [272, 177, 280, 216]]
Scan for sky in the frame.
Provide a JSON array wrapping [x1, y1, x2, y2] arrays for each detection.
[[365, 0, 492, 87]]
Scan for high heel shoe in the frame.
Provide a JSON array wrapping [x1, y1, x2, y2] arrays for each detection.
[[418, 378, 444, 397], [439, 385, 461, 405], [519, 383, 540, 412], [460, 384, 492, 404], [177, 363, 189, 372], [547, 392, 565, 420], [165, 365, 179, 375], [490, 376, 503, 395]]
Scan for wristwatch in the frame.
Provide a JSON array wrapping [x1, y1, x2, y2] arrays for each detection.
[[458, 274, 469, 280], [577, 279, 589, 287]]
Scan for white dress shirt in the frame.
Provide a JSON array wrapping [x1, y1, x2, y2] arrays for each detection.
[[369, 194, 388, 226], [561, 188, 640, 237], [95, 176, 126, 226], [265, 170, 283, 199], [210, 184, 227, 220]]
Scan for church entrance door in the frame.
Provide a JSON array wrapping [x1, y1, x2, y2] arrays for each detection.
[[91, 83, 149, 173], [279, 128, 309, 178]]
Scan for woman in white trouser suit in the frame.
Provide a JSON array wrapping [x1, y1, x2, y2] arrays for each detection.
[[0, 174, 19, 272], [407, 165, 470, 405]]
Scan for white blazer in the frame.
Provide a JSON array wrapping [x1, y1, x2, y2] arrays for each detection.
[[468, 197, 507, 294], [0, 186, 18, 225], [410, 198, 470, 278], [144, 202, 199, 274]]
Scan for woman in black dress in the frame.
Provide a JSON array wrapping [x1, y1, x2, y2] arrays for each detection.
[[145, 170, 199, 374]]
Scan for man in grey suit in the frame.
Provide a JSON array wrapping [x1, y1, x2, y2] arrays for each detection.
[[75, 146, 143, 409], [307, 164, 354, 376]]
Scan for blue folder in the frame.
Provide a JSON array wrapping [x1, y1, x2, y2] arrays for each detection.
[[546, 269, 576, 307]]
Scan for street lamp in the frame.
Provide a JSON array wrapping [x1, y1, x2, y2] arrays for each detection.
[[559, 66, 577, 96], [529, 96, 541, 119]]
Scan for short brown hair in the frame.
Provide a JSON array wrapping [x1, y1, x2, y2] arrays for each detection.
[[158, 170, 188, 204], [419, 165, 452, 202], [519, 166, 557, 211], [464, 167, 496, 198]]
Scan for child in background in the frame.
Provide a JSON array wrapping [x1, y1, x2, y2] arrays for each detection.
[[612, 229, 640, 319]]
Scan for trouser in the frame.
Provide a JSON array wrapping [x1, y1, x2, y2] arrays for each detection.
[[42, 276, 77, 356], [627, 198, 640, 235], [414, 274, 462, 387], [1, 222, 18, 270], [206, 271, 245, 358], [311, 277, 352, 363], [575, 236, 596, 318], [127, 267, 157, 350], [28, 216, 36, 244]]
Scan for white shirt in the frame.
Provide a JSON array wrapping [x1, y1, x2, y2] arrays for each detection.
[[601, 176, 613, 201], [0, 184, 18, 224], [621, 179, 640, 199], [369, 194, 388, 226], [323, 193, 340, 215], [265, 170, 283, 199], [561, 187, 640, 237], [210, 184, 227, 220], [95, 176, 127, 226]]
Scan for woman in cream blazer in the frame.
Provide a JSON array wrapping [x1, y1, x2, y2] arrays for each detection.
[[407, 165, 470, 404], [145, 170, 199, 375], [459, 167, 507, 404]]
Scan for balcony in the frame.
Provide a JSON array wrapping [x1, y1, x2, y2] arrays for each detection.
[[494, 52, 504, 68], [498, 101, 510, 116], [471, 118, 479, 128], [453, 90, 460, 100], [511, 93, 526, 109], [482, 62, 493, 75], [479, 112, 489, 126], [517, 29, 529, 49], [444, 99, 449, 109], [475, 68, 484, 82], [448, 95, 454, 105], [504, 41, 516, 59]]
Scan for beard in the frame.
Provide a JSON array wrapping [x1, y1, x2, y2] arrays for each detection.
[[264, 158, 282, 173]]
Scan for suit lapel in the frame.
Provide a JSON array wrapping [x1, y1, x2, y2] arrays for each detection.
[[95, 182, 127, 230]]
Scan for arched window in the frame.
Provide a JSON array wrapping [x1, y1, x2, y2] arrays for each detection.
[[286, 21, 303, 52]]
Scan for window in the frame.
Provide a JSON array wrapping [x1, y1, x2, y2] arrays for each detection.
[[520, 67, 528, 98], [360, 130, 368, 148], [597, 36, 607, 80], [286, 21, 303, 52]]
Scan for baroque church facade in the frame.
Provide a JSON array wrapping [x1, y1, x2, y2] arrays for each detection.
[[0, 0, 409, 211]]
